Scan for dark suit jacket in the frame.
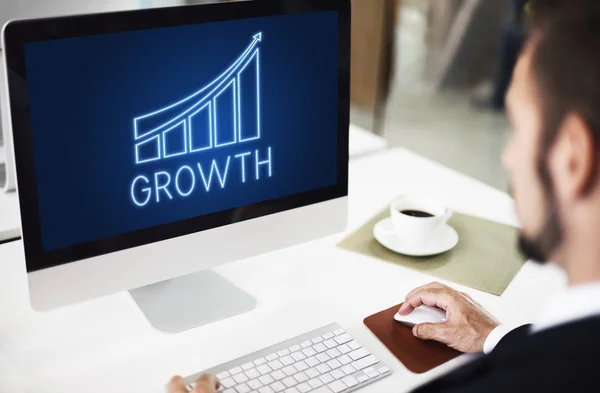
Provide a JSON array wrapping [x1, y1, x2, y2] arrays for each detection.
[[412, 317, 600, 392]]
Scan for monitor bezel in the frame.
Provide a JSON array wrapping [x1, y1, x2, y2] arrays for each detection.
[[3, 0, 350, 273]]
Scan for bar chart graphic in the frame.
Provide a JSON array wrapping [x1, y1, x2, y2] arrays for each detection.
[[134, 33, 262, 165]]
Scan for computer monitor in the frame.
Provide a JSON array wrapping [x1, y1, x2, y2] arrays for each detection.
[[2, 0, 350, 332]]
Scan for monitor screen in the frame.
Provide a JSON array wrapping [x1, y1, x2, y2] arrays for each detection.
[[22, 11, 340, 252]]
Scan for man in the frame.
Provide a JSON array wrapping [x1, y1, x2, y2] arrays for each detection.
[[170, 0, 600, 391]]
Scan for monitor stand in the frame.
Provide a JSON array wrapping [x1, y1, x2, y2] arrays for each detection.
[[129, 270, 257, 333]]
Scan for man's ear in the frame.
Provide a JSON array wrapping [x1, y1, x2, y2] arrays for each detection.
[[550, 114, 595, 202]]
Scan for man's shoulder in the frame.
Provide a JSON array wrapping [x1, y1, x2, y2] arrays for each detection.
[[493, 316, 600, 362]]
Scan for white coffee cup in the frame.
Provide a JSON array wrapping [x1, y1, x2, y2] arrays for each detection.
[[384, 196, 452, 244]]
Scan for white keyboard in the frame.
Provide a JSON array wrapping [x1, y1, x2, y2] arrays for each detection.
[[184, 323, 392, 393]]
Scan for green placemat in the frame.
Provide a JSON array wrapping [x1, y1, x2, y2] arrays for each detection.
[[338, 206, 526, 296]]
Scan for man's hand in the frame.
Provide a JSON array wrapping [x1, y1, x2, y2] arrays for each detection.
[[398, 282, 500, 353], [167, 374, 219, 393]]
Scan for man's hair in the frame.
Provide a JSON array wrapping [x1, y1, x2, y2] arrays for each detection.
[[528, 0, 600, 170]]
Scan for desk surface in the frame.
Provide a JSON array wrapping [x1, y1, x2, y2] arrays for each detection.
[[348, 125, 387, 159], [0, 190, 19, 242], [0, 148, 566, 393]]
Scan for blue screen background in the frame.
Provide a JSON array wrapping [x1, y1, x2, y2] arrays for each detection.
[[24, 11, 339, 251]]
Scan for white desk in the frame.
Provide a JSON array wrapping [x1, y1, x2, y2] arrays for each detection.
[[0, 148, 566, 393], [348, 124, 387, 159], [0, 190, 19, 242]]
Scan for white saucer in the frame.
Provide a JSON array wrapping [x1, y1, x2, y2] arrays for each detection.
[[373, 217, 459, 257]]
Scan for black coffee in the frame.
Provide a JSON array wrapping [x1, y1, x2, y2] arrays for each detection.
[[400, 210, 434, 218]]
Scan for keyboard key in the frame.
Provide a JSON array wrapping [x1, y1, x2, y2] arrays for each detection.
[[302, 348, 317, 357], [322, 332, 335, 340], [258, 365, 273, 375], [259, 375, 275, 385], [348, 348, 371, 360], [378, 366, 391, 374], [326, 349, 341, 359], [289, 345, 302, 353], [278, 349, 291, 357], [367, 371, 379, 379], [341, 365, 356, 375], [296, 382, 311, 393], [217, 371, 231, 380], [267, 354, 279, 361], [295, 360, 309, 372], [242, 362, 255, 370], [338, 345, 351, 355], [328, 380, 347, 393], [352, 355, 379, 371], [255, 357, 267, 366], [233, 373, 249, 384], [357, 375, 369, 383], [306, 357, 320, 367], [223, 389, 236, 393], [269, 360, 284, 370], [283, 377, 297, 388], [259, 387, 275, 393], [309, 378, 324, 388], [221, 378, 236, 388], [324, 339, 337, 349], [281, 356, 294, 366], [341, 376, 358, 388], [316, 353, 331, 363], [301, 341, 312, 349], [316, 364, 332, 374], [334, 334, 352, 345], [245, 369, 260, 379], [319, 373, 334, 384], [282, 366, 297, 376], [271, 370, 286, 380], [330, 369, 345, 380], [314, 343, 328, 353], [285, 388, 300, 393], [294, 372, 309, 383], [333, 329, 345, 336], [306, 368, 320, 378], [348, 341, 361, 350], [348, 348, 370, 361], [271, 381, 286, 392], [235, 383, 251, 393], [312, 337, 324, 344], [229, 367, 243, 375], [363, 367, 376, 375], [338, 355, 352, 365], [327, 359, 342, 369], [292, 352, 306, 361], [248, 379, 263, 389]]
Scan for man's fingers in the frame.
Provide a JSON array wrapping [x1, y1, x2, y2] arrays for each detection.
[[193, 374, 220, 393], [400, 288, 454, 315], [167, 376, 188, 393], [412, 322, 450, 343], [404, 282, 448, 301]]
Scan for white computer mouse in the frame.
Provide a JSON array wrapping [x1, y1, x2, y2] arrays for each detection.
[[394, 305, 447, 327]]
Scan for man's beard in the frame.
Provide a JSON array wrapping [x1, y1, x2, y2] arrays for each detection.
[[518, 205, 562, 263], [517, 158, 564, 264]]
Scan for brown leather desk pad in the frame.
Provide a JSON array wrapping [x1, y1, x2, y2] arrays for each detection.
[[364, 303, 461, 374]]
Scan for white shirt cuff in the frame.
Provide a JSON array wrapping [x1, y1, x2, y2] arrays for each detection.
[[483, 324, 522, 354]]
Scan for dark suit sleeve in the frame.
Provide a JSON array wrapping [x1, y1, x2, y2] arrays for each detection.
[[492, 324, 532, 354]]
